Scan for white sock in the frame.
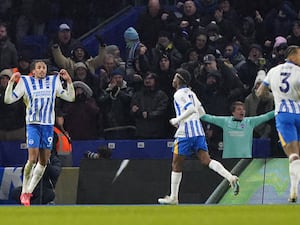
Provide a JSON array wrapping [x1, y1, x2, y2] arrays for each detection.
[[289, 159, 300, 194], [170, 171, 182, 200], [21, 161, 35, 193], [209, 160, 233, 181], [27, 162, 46, 194]]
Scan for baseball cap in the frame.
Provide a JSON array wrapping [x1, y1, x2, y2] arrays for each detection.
[[203, 54, 216, 64], [59, 23, 71, 31]]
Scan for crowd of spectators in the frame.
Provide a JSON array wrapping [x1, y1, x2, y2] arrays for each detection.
[[1, 0, 300, 157]]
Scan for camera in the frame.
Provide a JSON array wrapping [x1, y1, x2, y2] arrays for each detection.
[[84, 145, 112, 159], [84, 151, 99, 159]]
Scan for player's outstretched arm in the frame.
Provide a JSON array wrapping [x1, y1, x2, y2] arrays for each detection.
[[58, 69, 75, 102], [170, 105, 196, 126], [4, 72, 22, 104], [256, 82, 269, 98]]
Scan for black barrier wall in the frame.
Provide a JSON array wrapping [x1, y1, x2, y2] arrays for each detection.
[[77, 159, 239, 204]]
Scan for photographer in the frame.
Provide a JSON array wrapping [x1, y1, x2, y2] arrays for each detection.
[[11, 148, 62, 205]]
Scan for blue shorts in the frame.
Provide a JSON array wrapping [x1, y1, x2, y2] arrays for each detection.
[[172, 136, 208, 156], [276, 113, 300, 146], [26, 124, 54, 149]]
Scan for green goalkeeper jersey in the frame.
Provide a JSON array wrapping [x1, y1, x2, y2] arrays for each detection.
[[201, 111, 274, 158]]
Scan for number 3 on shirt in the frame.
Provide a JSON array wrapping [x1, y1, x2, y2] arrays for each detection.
[[280, 72, 291, 93]]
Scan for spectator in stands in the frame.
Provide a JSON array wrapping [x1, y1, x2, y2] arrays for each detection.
[[11, 146, 62, 205], [199, 70, 230, 156], [173, 0, 202, 55], [12, 52, 32, 76], [155, 54, 175, 100], [192, 30, 215, 64], [63, 81, 101, 140], [124, 27, 150, 81], [287, 20, 300, 46], [98, 53, 119, 90], [205, 21, 227, 53], [15, 0, 54, 47], [217, 0, 240, 26], [199, 53, 245, 103], [48, 23, 81, 62], [213, 1, 237, 42], [0, 69, 26, 141], [266, 36, 288, 70], [237, 43, 265, 97], [0, 22, 18, 71], [136, 0, 177, 49], [176, 0, 218, 26], [130, 72, 169, 139], [222, 42, 246, 71], [197, 0, 219, 24], [235, 16, 258, 56], [184, 47, 199, 63], [180, 49, 204, 99], [73, 62, 100, 96], [97, 68, 135, 140], [263, 1, 297, 45], [51, 41, 105, 79], [0, 0, 13, 23], [105, 45, 125, 68], [150, 30, 183, 71], [244, 70, 274, 139]]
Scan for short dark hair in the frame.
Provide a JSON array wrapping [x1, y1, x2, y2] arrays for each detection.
[[175, 68, 191, 85], [230, 101, 244, 113], [30, 59, 47, 72]]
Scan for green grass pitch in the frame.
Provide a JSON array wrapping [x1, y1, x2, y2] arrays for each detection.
[[1, 204, 300, 225]]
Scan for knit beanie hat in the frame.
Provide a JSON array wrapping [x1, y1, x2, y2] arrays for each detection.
[[124, 27, 139, 41], [74, 62, 88, 70], [273, 36, 287, 49], [105, 45, 119, 55], [111, 67, 125, 77]]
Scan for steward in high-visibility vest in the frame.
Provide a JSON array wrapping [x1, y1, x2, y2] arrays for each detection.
[[12, 67, 33, 83], [53, 127, 72, 155]]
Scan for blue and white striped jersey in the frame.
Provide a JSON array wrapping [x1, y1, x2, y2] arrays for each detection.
[[5, 75, 75, 125], [263, 61, 300, 115], [173, 87, 205, 138]]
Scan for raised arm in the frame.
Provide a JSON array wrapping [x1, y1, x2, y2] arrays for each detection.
[[256, 82, 270, 98], [4, 72, 24, 104], [57, 69, 75, 102], [170, 103, 197, 125]]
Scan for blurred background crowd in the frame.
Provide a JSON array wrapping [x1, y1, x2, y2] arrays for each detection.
[[1, 0, 300, 157]]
